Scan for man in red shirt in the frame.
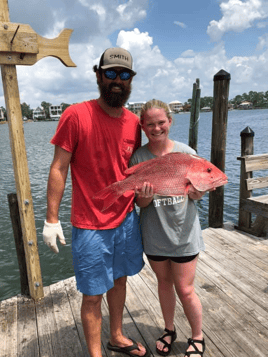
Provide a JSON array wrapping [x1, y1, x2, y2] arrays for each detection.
[[43, 48, 148, 357]]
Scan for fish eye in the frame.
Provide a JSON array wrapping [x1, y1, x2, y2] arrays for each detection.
[[207, 167, 212, 173]]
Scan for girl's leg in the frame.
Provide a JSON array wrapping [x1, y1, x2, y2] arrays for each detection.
[[171, 256, 204, 355], [148, 259, 176, 353]]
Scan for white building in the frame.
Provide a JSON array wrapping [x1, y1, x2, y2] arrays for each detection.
[[127, 102, 146, 114], [0, 108, 5, 121], [239, 101, 253, 109], [169, 100, 183, 113], [49, 105, 62, 120], [33, 107, 46, 120]]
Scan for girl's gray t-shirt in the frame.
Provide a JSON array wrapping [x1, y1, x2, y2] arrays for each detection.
[[130, 141, 205, 257]]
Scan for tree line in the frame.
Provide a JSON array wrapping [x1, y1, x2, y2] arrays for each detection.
[[187, 90, 268, 110]]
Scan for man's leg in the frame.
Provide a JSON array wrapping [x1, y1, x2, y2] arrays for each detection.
[[107, 276, 147, 356], [81, 293, 103, 357]]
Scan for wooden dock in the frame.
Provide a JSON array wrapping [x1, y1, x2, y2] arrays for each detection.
[[1, 223, 268, 357]]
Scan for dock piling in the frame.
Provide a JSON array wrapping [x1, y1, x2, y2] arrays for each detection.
[[8, 193, 30, 297], [209, 69, 231, 228], [188, 78, 201, 152]]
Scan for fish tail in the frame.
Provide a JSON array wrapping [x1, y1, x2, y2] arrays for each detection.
[[92, 182, 124, 211]]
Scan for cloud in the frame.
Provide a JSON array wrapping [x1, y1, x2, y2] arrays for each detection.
[[207, 0, 268, 42], [181, 50, 196, 58], [3, 0, 149, 108], [9, 0, 149, 42], [256, 33, 268, 50], [256, 21, 268, 28], [174, 21, 186, 28], [2, 0, 268, 109]]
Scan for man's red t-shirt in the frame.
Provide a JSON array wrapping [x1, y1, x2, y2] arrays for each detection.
[[51, 100, 141, 229]]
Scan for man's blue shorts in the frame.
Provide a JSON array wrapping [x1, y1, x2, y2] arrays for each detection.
[[72, 210, 144, 296]]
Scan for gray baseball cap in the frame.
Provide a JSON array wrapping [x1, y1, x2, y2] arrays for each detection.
[[99, 47, 136, 76]]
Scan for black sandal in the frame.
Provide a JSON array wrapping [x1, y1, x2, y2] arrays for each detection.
[[185, 338, 205, 356], [156, 327, 177, 356]]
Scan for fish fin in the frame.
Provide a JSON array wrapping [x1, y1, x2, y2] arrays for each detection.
[[92, 182, 123, 211]]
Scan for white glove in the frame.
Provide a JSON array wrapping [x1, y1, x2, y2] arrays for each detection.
[[42, 220, 66, 254]]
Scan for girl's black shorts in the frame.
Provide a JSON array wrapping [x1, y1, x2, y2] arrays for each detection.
[[146, 253, 199, 263]]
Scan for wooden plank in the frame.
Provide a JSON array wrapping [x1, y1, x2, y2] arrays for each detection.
[[17, 295, 39, 357], [0, 22, 38, 53], [49, 280, 85, 356], [240, 197, 268, 218], [200, 237, 268, 312], [243, 154, 268, 172], [207, 225, 268, 268], [195, 268, 268, 357], [0, 1, 43, 301], [35, 285, 60, 356], [204, 227, 268, 272], [0, 296, 17, 357], [197, 256, 268, 331], [246, 176, 268, 190], [222, 222, 268, 249], [36, 30, 76, 67], [203, 229, 268, 295], [249, 194, 268, 204]]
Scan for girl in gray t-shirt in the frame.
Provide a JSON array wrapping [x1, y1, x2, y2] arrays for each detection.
[[130, 99, 206, 357]]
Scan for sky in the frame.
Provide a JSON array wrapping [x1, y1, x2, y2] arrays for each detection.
[[1, 0, 268, 109]]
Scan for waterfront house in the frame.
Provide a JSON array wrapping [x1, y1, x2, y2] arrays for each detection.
[[127, 101, 146, 115], [239, 101, 253, 109], [0, 107, 5, 121], [169, 100, 183, 113], [33, 106, 46, 121], [49, 105, 62, 120], [201, 106, 212, 112]]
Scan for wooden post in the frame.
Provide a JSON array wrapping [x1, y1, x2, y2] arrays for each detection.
[[0, 0, 75, 300], [209, 69, 231, 228], [237, 127, 254, 229], [1, 0, 43, 300], [189, 79, 201, 153], [8, 193, 30, 296]]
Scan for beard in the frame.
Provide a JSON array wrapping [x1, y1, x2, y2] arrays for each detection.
[[98, 79, 132, 108]]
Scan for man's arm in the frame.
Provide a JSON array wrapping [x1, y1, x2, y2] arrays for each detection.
[[46, 145, 72, 223], [43, 146, 72, 253]]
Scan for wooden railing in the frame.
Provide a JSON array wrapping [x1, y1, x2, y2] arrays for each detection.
[[236, 127, 268, 237]]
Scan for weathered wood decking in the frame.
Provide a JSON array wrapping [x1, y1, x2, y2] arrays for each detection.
[[1, 223, 268, 357]]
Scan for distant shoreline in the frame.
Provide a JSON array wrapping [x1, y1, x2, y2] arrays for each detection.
[[0, 107, 268, 125]]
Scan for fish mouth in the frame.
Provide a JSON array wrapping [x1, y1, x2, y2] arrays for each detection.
[[213, 177, 228, 188]]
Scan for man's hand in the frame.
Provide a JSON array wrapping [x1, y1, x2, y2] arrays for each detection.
[[42, 220, 66, 254]]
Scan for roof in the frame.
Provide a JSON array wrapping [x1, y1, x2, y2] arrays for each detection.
[[169, 100, 182, 104]]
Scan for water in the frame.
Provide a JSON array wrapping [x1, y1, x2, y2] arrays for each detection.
[[0, 110, 267, 301]]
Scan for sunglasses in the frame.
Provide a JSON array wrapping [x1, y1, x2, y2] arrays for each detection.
[[103, 69, 132, 81]]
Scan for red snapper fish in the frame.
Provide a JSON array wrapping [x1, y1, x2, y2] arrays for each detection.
[[93, 152, 228, 211]]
